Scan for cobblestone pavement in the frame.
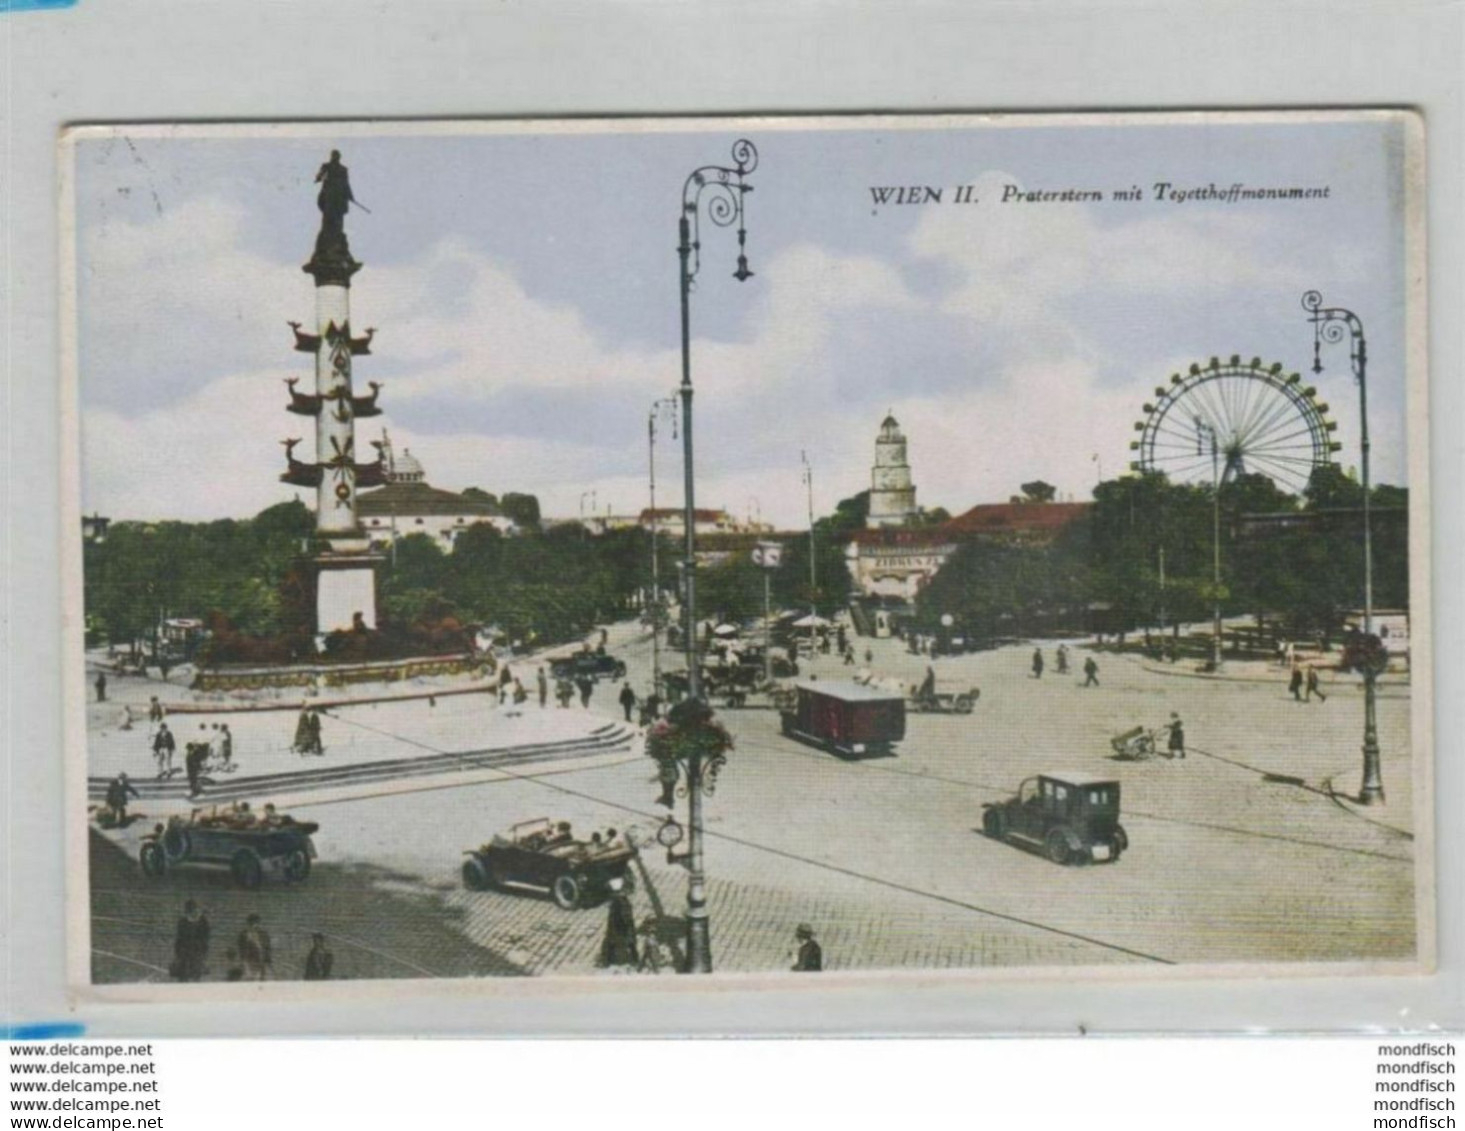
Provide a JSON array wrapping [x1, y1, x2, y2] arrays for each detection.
[[86, 621, 1421, 982]]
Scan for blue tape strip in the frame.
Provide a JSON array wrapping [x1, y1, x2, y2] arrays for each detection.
[[1, 0, 79, 11], [3, 1023, 88, 1040]]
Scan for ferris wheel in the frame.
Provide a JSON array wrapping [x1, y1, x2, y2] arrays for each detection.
[[1129, 354, 1341, 495]]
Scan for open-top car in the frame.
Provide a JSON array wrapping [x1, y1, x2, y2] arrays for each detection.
[[139, 807, 319, 889], [982, 772, 1127, 865], [461, 817, 636, 909], [549, 651, 627, 682]]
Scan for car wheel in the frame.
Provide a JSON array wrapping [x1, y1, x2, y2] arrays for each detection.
[[955, 694, 974, 714], [462, 857, 489, 891], [982, 808, 1005, 839], [139, 841, 166, 878], [1044, 829, 1071, 866], [231, 849, 264, 890], [283, 849, 311, 883], [1113, 825, 1129, 857], [552, 874, 582, 911], [615, 663, 627, 680]]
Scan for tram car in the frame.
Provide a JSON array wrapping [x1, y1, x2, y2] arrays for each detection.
[[779, 681, 905, 758]]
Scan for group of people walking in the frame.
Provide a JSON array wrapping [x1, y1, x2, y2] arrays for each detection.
[[1031, 644, 1099, 686], [170, 903, 334, 983]]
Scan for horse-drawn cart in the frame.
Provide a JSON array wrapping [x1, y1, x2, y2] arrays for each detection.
[[908, 686, 980, 714]]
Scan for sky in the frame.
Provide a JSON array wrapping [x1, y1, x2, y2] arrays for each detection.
[[71, 115, 1414, 529]]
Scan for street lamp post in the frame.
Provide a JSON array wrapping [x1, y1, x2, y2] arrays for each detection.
[[676, 138, 758, 973], [1195, 418, 1224, 672], [1303, 289, 1383, 804], [647, 395, 677, 699], [801, 451, 816, 619]]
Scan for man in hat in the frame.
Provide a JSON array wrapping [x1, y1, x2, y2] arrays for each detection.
[[1166, 712, 1186, 759], [1083, 656, 1100, 687], [618, 682, 637, 722], [152, 722, 176, 778], [172, 899, 210, 982], [103, 772, 140, 827], [303, 933, 335, 981], [94, 670, 107, 703], [792, 923, 823, 972], [1031, 647, 1045, 679], [537, 666, 548, 709], [598, 876, 638, 971], [237, 913, 272, 982]]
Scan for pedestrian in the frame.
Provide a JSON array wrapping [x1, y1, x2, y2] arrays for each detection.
[[94, 670, 107, 703], [307, 709, 324, 755], [577, 675, 594, 709], [218, 723, 234, 770], [600, 627, 609, 650], [147, 695, 164, 732], [791, 923, 823, 972], [292, 707, 312, 754], [637, 917, 674, 974], [184, 740, 209, 798], [1056, 644, 1069, 674], [863, 647, 873, 665], [103, 772, 140, 826], [537, 666, 548, 708], [303, 933, 334, 981], [917, 665, 936, 705], [1083, 656, 1099, 687], [656, 754, 679, 807], [237, 913, 272, 981], [1306, 664, 1327, 703], [152, 722, 176, 778], [119, 705, 135, 731], [598, 876, 638, 971], [1289, 665, 1304, 702], [618, 682, 637, 722], [1166, 712, 1186, 759], [1032, 647, 1045, 679], [556, 678, 574, 708], [843, 646, 855, 666], [172, 900, 210, 982]]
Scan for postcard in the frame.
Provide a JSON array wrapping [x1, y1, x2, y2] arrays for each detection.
[[61, 112, 1430, 1003]]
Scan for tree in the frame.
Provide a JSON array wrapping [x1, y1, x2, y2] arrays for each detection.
[[460, 487, 499, 506], [1019, 480, 1057, 504], [500, 492, 541, 529]]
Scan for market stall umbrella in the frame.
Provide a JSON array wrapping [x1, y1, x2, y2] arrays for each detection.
[[791, 614, 831, 629], [713, 624, 740, 637]]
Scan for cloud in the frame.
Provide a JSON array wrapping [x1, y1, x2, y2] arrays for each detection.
[[79, 174, 1406, 531]]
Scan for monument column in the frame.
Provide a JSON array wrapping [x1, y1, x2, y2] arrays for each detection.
[[280, 150, 386, 639]]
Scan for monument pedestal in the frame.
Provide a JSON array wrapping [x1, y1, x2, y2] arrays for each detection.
[[315, 552, 382, 637]]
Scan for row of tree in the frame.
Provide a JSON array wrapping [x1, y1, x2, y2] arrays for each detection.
[[83, 463, 1408, 660], [915, 466, 1408, 642]]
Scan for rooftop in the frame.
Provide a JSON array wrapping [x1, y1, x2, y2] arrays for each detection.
[[357, 481, 504, 518]]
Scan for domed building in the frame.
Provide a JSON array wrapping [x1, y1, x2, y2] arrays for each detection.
[[356, 434, 517, 549]]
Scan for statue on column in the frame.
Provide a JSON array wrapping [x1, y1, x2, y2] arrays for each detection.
[[308, 150, 363, 280]]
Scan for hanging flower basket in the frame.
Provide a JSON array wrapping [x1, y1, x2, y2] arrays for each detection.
[[645, 715, 735, 765]]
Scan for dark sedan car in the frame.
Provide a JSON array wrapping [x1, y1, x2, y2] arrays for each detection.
[[982, 772, 1127, 865]]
